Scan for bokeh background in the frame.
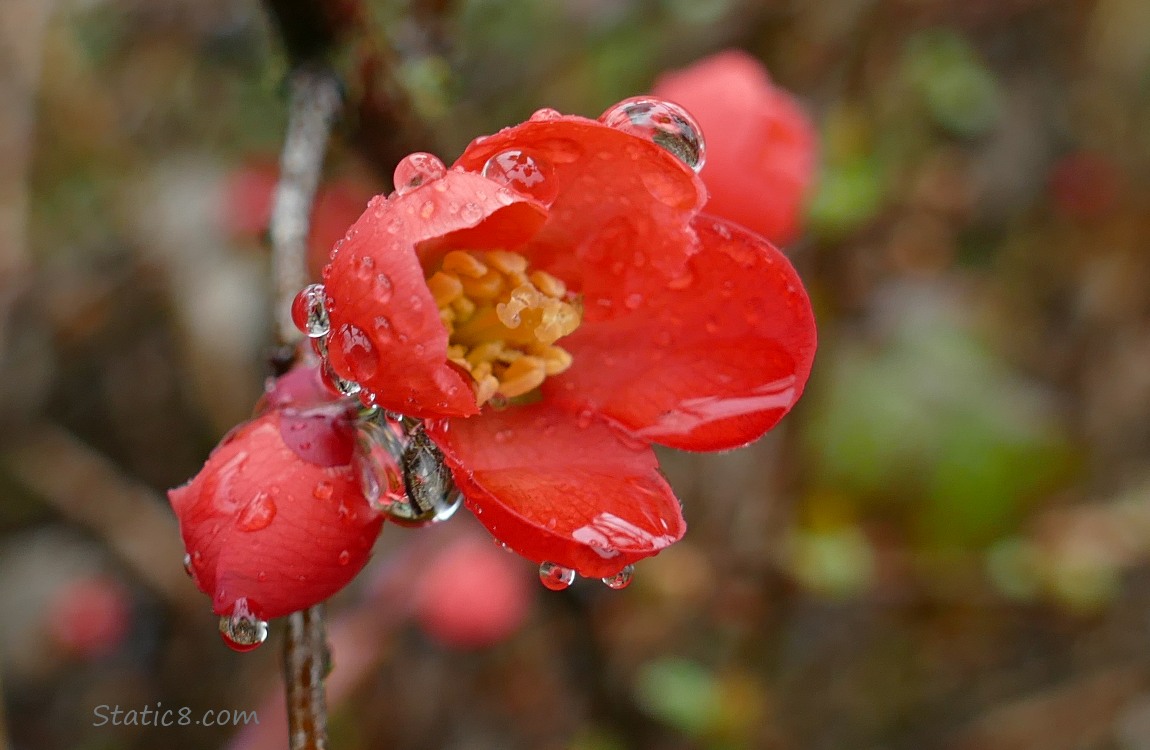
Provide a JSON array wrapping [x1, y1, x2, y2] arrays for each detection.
[[3, 0, 1150, 748]]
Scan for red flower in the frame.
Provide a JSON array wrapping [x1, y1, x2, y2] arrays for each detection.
[[317, 101, 816, 579], [169, 364, 384, 628], [653, 50, 817, 246]]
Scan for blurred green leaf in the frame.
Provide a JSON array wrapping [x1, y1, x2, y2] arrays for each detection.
[[634, 658, 722, 737], [904, 30, 1002, 138]]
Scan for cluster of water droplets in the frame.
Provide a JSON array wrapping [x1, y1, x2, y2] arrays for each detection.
[[599, 97, 706, 173], [535, 561, 635, 591]]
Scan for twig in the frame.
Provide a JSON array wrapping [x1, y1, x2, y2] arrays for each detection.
[[283, 606, 331, 750], [269, 66, 343, 344], [266, 59, 343, 750]]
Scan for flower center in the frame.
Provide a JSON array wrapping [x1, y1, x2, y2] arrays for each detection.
[[427, 250, 582, 406]]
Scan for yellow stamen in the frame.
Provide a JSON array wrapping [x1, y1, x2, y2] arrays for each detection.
[[427, 271, 463, 306], [428, 250, 582, 407]]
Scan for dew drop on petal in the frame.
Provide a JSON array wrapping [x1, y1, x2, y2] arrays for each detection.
[[529, 107, 562, 122], [482, 149, 559, 203], [460, 202, 484, 223], [599, 97, 706, 172], [373, 273, 393, 303], [313, 480, 334, 501], [291, 283, 330, 338], [218, 598, 268, 652], [624, 293, 643, 310], [539, 562, 576, 591], [182, 553, 194, 577], [338, 550, 351, 566], [334, 323, 379, 382], [601, 564, 635, 590], [393, 152, 447, 195], [235, 492, 277, 532]]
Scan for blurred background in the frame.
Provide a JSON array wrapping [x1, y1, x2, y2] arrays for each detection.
[[3, 0, 1150, 748]]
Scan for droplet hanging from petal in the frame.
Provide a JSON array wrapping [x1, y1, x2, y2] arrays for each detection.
[[291, 283, 330, 338], [599, 97, 706, 172], [393, 152, 447, 195], [601, 564, 635, 590], [392, 429, 463, 527], [539, 561, 576, 591], [218, 598, 268, 652]]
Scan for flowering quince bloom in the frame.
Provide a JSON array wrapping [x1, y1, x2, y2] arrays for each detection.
[[314, 100, 817, 582], [653, 50, 817, 246], [169, 363, 384, 645]]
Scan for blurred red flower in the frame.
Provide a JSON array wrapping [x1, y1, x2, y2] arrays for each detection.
[[169, 364, 384, 624], [653, 50, 817, 246], [414, 534, 532, 649], [318, 102, 816, 579]]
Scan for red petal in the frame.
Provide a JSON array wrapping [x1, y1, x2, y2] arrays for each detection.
[[322, 171, 547, 418], [426, 403, 685, 579], [653, 50, 816, 246], [453, 116, 708, 321], [169, 410, 383, 619], [544, 215, 817, 451]]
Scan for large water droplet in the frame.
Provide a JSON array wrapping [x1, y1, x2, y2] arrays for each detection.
[[482, 149, 559, 203], [291, 283, 330, 338], [387, 429, 462, 527], [539, 561, 576, 591], [460, 202, 484, 223], [236, 492, 277, 532], [601, 564, 635, 590], [529, 107, 562, 122], [219, 598, 268, 652], [393, 152, 447, 195], [355, 419, 409, 515], [334, 323, 379, 382], [599, 97, 706, 172]]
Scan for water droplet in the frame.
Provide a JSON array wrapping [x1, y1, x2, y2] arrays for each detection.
[[236, 492, 277, 532], [494, 429, 511, 443], [389, 430, 463, 527], [601, 564, 634, 590], [576, 409, 594, 429], [393, 152, 447, 195], [291, 283, 330, 338], [482, 149, 559, 203], [257, 571, 267, 582], [460, 202, 484, 223], [182, 553, 194, 577], [356, 255, 375, 279], [313, 480, 334, 500], [338, 550, 351, 566], [539, 562, 576, 591], [529, 107, 562, 122], [334, 323, 379, 382], [599, 97, 706, 171], [624, 293, 643, 310], [218, 598, 268, 652], [320, 361, 361, 396]]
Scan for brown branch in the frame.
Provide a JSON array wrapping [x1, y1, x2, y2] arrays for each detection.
[[283, 605, 331, 750]]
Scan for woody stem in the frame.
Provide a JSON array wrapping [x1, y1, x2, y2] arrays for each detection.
[[267, 64, 342, 750]]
